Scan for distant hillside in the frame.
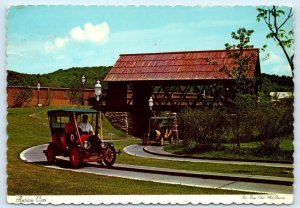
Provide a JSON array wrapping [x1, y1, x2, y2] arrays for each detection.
[[260, 73, 293, 92], [7, 66, 111, 89], [7, 68, 293, 92]]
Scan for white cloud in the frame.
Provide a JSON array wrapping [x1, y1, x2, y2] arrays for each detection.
[[70, 27, 85, 41], [262, 52, 285, 65], [44, 36, 68, 53], [44, 41, 56, 53], [70, 22, 110, 44], [54, 37, 69, 48], [44, 22, 110, 53], [271, 64, 292, 76]]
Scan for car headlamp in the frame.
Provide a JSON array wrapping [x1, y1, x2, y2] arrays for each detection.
[[101, 142, 107, 148], [70, 134, 75, 141], [83, 141, 91, 149]]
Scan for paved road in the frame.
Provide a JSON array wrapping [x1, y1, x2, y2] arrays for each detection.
[[125, 144, 293, 168], [20, 144, 293, 194]]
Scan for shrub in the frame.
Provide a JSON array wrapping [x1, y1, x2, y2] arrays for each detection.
[[66, 79, 83, 105], [178, 101, 293, 155], [13, 87, 33, 107], [179, 108, 229, 152], [247, 103, 293, 155]]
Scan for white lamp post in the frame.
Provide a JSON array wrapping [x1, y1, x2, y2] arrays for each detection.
[[37, 83, 41, 106], [148, 96, 153, 111], [94, 80, 102, 102], [81, 75, 86, 85], [94, 80, 103, 139], [81, 75, 86, 105], [149, 96, 155, 117]]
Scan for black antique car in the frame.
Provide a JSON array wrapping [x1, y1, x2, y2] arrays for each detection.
[[143, 115, 177, 146], [44, 109, 120, 168]]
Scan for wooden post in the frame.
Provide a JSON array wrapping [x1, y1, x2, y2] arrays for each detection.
[[100, 112, 103, 140]]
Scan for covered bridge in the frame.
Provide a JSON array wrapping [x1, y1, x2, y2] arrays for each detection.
[[101, 49, 261, 135], [104, 49, 260, 111]]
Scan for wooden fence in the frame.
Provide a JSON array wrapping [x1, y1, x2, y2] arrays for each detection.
[[7, 86, 96, 107]]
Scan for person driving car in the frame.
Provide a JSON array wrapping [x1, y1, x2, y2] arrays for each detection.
[[79, 114, 94, 134]]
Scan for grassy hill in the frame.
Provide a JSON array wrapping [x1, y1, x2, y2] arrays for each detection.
[[7, 66, 111, 89], [7, 67, 293, 92]]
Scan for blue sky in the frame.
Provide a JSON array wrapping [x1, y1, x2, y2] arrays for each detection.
[[7, 6, 294, 76]]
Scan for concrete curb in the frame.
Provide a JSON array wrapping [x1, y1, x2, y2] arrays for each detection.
[[110, 164, 293, 186], [143, 146, 293, 165]]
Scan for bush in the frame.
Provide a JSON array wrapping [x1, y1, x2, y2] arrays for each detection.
[[66, 79, 83, 105], [247, 103, 293, 155], [13, 87, 33, 107], [178, 99, 293, 155], [179, 108, 229, 152]]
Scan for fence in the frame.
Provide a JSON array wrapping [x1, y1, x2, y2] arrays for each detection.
[[7, 86, 96, 107], [8, 86, 223, 108]]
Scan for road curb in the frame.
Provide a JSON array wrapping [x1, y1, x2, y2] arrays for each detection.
[[111, 164, 293, 186], [143, 146, 293, 165]]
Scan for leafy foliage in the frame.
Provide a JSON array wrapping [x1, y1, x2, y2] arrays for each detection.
[[13, 87, 33, 107], [247, 102, 293, 155], [256, 6, 294, 76], [7, 66, 111, 89], [179, 108, 229, 152], [178, 101, 293, 157], [260, 73, 293, 92], [66, 78, 83, 105], [221, 28, 256, 94]]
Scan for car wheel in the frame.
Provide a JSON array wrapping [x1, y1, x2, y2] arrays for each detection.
[[170, 136, 174, 144], [46, 143, 56, 164], [69, 147, 82, 168], [143, 136, 148, 145], [160, 138, 164, 146], [103, 146, 116, 167]]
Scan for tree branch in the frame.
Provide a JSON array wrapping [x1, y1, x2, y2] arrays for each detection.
[[278, 8, 293, 30]]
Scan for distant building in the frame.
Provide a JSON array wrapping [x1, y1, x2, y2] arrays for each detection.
[[270, 92, 293, 101]]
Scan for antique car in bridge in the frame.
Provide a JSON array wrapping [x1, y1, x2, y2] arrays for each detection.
[[143, 115, 177, 146], [44, 109, 119, 168]]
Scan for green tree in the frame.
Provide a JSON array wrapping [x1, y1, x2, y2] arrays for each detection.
[[220, 28, 256, 94], [256, 6, 294, 76], [66, 79, 82, 105], [13, 87, 33, 107], [221, 28, 257, 149]]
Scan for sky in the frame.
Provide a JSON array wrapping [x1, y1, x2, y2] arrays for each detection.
[[6, 6, 294, 76]]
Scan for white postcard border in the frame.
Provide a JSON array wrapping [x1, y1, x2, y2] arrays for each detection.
[[2, 0, 299, 207], [7, 194, 294, 205]]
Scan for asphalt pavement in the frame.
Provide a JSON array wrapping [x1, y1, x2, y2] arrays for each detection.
[[125, 144, 293, 168]]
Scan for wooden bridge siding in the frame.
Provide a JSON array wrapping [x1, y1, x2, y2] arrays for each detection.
[[122, 80, 238, 111], [105, 82, 127, 111]]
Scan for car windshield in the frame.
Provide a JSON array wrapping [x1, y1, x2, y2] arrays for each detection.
[[49, 112, 97, 132]]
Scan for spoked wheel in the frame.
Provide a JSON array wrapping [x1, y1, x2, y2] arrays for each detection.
[[69, 147, 82, 168], [103, 146, 116, 167], [143, 136, 148, 145], [46, 143, 56, 164], [160, 138, 164, 146]]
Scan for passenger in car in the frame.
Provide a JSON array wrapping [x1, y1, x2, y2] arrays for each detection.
[[65, 117, 76, 133]]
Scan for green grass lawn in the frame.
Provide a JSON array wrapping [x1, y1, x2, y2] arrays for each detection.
[[114, 140, 293, 178], [164, 137, 294, 162], [8, 106, 251, 195]]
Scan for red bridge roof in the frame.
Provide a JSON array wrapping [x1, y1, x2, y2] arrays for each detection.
[[104, 49, 260, 82]]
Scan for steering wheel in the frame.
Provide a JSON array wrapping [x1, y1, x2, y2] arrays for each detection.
[[77, 127, 83, 135]]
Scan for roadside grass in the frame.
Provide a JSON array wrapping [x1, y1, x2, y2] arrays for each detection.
[[114, 141, 293, 178], [9, 162, 246, 195], [163, 137, 293, 162], [8, 107, 249, 195]]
